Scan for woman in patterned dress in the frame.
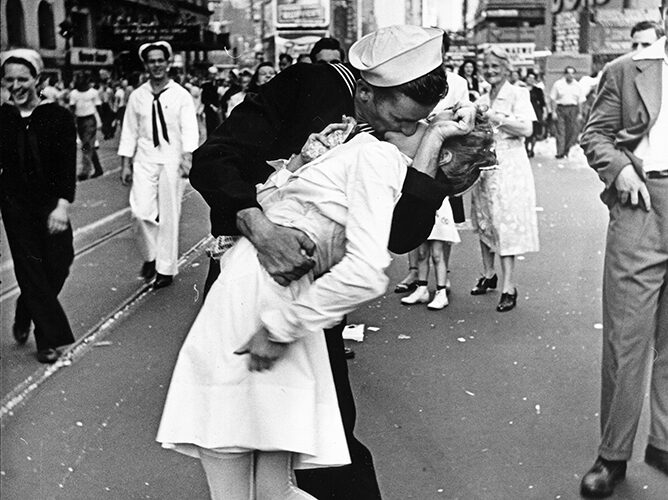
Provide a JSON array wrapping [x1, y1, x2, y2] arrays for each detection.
[[470, 47, 540, 312]]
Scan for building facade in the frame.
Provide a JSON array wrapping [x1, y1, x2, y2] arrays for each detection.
[[2, 0, 222, 79], [551, 0, 661, 65]]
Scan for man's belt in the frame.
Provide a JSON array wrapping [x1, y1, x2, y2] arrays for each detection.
[[556, 104, 578, 107], [646, 169, 668, 179]]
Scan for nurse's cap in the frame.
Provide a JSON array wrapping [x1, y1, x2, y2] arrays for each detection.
[[138, 40, 173, 62], [348, 25, 444, 87]]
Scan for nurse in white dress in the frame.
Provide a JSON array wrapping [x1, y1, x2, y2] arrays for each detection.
[[157, 117, 494, 499]]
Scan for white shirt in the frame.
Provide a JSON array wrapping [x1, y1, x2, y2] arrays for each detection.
[[118, 80, 199, 164], [550, 77, 583, 107], [431, 72, 470, 115], [69, 88, 101, 117], [255, 134, 409, 342], [632, 37, 668, 173]]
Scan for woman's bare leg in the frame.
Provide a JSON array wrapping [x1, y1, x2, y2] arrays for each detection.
[[500, 255, 516, 294], [255, 451, 316, 500], [199, 448, 253, 500]]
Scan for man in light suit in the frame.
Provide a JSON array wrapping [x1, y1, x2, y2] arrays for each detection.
[[579, 2, 668, 497]]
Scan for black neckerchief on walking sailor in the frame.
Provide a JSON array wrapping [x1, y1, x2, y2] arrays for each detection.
[[329, 63, 378, 140], [151, 86, 170, 147]]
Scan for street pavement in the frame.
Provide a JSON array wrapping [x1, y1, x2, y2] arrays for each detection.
[[1, 138, 666, 499]]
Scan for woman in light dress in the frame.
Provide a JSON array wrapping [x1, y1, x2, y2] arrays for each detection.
[[400, 111, 497, 310], [157, 115, 494, 499], [470, 47, 540, 312]]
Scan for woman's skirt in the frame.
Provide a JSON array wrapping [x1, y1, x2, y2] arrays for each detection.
[[157, 238, 350, 470], [470, 142, 540, 256]]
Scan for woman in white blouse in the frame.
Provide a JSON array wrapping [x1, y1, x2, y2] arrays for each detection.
[[470, 47, 540, 312], [157, 115, 495, 499], [69, 73, 103, 180]]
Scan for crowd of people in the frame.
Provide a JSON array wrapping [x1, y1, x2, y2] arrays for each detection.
[[1, 6, 667, 498]]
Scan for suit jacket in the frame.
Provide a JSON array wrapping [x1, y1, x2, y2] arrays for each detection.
[[580, 43, 663, 207]]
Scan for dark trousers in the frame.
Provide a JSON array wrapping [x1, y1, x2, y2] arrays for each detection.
[[100, 103, 116, 139], [76, 115, 103, 178], [204, 258, 382, 499], [2, 199, 75, 351], [555, 105, 580, 157]]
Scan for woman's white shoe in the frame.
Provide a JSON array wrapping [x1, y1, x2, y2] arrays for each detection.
[[401, 286, 430, 305], [427, 289, 449, 310]]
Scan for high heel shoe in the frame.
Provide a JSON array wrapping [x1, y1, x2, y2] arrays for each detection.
[[470, 274, 498, 295], [496, 288, 518, 312]]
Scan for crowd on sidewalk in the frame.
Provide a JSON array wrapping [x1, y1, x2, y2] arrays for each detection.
[[2, 9, 667, 499]]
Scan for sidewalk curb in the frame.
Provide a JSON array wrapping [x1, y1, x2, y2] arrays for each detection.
[[0, 235, 212, 423]]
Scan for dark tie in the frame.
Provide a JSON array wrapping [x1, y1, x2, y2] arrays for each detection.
[[152, 89, 170, 147]]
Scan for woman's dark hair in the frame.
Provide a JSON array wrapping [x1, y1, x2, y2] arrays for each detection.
[[248, 61, 275, 92], [372, 65, 448, 107], [458, 59, 477, 78], [437, 108, 496, 196], [74, 72, 91, 92]]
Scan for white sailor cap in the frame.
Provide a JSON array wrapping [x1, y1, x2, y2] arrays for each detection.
[[1, 48, 43, 76], [138, 41, 173, 62], [348, 25, 444, 87]]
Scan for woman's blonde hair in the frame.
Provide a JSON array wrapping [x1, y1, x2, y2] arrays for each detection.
[[484, 46, 513, 72]]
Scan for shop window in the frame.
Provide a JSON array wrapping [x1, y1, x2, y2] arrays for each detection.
[[38, 1, 56, 49], [6, 0, 27, 47]]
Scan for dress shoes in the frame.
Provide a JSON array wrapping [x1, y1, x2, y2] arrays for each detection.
[[140, 260, 157, 282], [470, 274, 498, 295], [401, 286, 430, 305], [36, 348, 60, 364], [154, 273, 173, 289], [496, 288, 518, 312], [394, 280, 418, 294], [645, 444, 668, 475], [427, 289, 449, 310], [12, 323, 30, 345], [580, 457, 627, 498], [344, 347, 355, 360]]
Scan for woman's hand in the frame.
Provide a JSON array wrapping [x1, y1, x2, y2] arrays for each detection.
[[234, 327, 289, 371], [47, 200, 69, 234], [300, 117, 356, 163]]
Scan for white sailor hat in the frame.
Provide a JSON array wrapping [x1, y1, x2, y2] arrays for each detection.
[[1, 48, 43, 76], [348, 25, 444, 87], [138, 41, 173, 62]]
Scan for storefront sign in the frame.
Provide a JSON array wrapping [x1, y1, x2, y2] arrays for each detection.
[[275, 0, 329, 28], [100, 24, 201, 45], [69, 48, 114, 66]]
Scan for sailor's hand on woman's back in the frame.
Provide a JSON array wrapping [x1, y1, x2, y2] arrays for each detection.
[[237, 207, 316, 286]]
